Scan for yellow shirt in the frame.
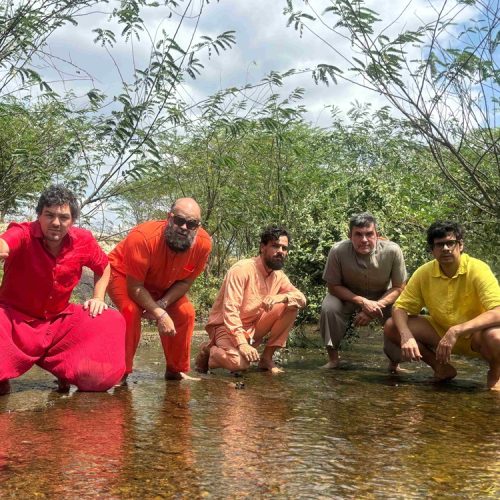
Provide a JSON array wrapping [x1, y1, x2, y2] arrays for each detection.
[[395, 254, 500, 354]]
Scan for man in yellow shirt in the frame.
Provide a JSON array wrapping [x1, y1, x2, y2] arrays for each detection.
[[384, 221, 500, 390]]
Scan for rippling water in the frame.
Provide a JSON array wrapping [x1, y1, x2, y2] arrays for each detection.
[[0, 331, 498, 498]]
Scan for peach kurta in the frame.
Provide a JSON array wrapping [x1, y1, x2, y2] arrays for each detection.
[[206, 256, 306, 347]]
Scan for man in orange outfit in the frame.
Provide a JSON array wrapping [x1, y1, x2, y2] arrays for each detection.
[[108, 198, 212, 381], [196, 226, 306, 374]]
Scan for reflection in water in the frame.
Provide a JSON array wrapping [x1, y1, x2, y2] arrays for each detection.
[[0, 390, 130, 497], [0, 333, 499, 498]]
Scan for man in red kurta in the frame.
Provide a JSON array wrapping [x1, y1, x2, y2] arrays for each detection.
[[0, 185, 126, 396], [197, 226, 306, 374], [108, 198, 212, 381]]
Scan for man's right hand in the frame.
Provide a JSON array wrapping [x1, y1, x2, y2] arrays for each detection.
[[156, 311, 176, 336], [360, 298, 383, 318], [239, 343, 260, 362], [401, 337, 422, 361]]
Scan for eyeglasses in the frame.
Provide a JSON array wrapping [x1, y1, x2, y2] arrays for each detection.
[[433, 239, 459, 250], [171, 214, 201, 230]]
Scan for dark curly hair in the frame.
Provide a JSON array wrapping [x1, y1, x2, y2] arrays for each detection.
[[36, 185, 80, 219], [259, 226, 290, 248], [426, 220, 464, 250]]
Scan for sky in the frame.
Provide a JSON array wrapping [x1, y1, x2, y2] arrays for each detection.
[[38, 0, 474, 129]]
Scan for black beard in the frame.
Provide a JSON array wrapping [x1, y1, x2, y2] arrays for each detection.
[[265, 256, 285, 270], [164, 223, 194, 252]]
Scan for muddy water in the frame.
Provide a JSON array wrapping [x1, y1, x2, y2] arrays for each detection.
[[0, 331, 498, 499]]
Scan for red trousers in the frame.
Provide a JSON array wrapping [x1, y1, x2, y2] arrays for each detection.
[[0, 304, 125, 391], [108, 271, 195, 374]]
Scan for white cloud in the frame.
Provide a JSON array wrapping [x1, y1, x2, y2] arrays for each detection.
[[15, 0, 477, 127]]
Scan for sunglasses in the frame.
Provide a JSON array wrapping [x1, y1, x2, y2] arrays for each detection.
[[432, 239, 459, 250], [171, 214, 201, 230]]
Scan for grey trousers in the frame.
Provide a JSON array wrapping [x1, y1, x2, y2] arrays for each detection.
[[319, 294, 357, 349], [320, 294, 393, 350]]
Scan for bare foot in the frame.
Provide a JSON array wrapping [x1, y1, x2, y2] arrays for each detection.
[[56, 378, 71, 393], [258, 360, 284, 374], [165, 371, 201, 381], [321, 349, 339, 369], [487, 368, 500, 391], [194, 343, 210, 374], [433, 363, 457, 382], [387, 362, 409, 374], [115, 374, 129, 387], [320, 360, 340, 369], [0, 380, 11, 396]]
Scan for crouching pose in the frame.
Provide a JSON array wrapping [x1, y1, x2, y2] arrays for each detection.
[[196, 226, 306, 374], [384, 221, 500, 390], [0, 185, 125, 395]]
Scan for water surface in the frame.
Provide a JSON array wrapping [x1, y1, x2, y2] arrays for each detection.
[[1, 331, 498, 498]]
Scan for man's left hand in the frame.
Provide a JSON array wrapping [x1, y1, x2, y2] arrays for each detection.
[[436, 328, 459, 363], [261, 295, 285, 312], [83, 298, 108, 317]]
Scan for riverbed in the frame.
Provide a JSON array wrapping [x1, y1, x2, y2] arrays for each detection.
[[0, 330, 498, 498]]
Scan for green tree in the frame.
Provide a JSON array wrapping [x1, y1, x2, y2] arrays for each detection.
[[0, 97, 90, 220], [284, 0, 500, 220], [0, 1, 236, 219]]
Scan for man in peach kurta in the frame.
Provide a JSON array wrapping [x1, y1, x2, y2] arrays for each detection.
[[196, 226, 306, 374]]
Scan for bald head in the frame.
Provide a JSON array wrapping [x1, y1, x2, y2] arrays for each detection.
[[165, 198, 202, 252], [170, 198, 201, 221]]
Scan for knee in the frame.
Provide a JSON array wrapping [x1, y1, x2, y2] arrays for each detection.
[[210, 346, 249, 372], [383, 318, 398, 340], [320, 295, 343, 318], [119, 300, 142, 324], [170, 299, 195, 325], [482, 328, 500, 350], [74, 360, 125, 392]]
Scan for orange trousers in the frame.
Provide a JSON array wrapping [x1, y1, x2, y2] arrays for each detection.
[[108, 271, 195, 374], [207, 304, 298, 371]]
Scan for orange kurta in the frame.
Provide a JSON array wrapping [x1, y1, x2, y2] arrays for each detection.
[[108, 220, 212, 373]]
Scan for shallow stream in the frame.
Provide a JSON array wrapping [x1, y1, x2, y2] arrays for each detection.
[[0, 331, 498, 498]]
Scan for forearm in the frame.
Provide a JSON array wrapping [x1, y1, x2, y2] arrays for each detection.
[[127, 278, 165, 320], [92, 264, 110, 300], [158, 280, 193, 308], [392, 307, 414, 343], [377, 286, 404, 308], [329, 284, 364, 307]]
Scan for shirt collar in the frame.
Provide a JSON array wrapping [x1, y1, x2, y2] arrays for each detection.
[[431, 253, 468, 279]]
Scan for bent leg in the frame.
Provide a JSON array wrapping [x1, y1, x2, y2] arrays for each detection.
[[384, 316, 457, 381], [471, 327, 500, 390], [0, 306, 49, 391], [319, 295, 356, 368], [254, 303, 298, 372], [161, 296, 195, 375], [108, 270, 143, 374], [208, 326, 250, 372], [40, 306, 126, 391]]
